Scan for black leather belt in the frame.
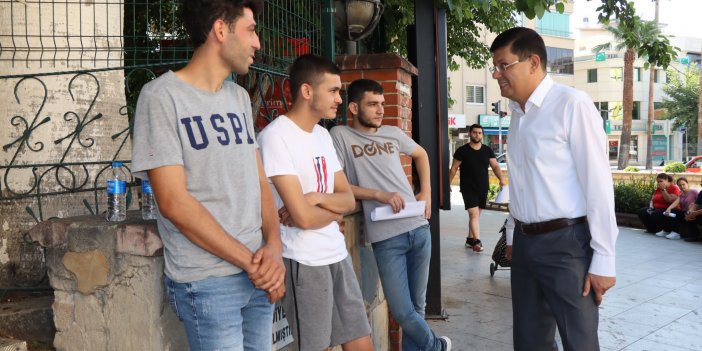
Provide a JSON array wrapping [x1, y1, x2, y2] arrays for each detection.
[[516, 216, 587, 235]]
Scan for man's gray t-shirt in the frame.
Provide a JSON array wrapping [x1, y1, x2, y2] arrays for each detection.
[[131, 71, 262, 282], [330, 125, 428, 243]]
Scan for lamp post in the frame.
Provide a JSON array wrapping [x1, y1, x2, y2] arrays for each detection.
[[498, 112, 507, 154], [334, 0, 384, 54]]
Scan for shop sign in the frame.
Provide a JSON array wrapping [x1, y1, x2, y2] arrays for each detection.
[[478, 114, 510, 128], [448, 114, 466, 129]]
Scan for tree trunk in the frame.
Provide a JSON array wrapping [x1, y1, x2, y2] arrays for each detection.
[[645, 65, 654, 169], [617, 48, 635, 170], [646, 0, 659, 169], [698, 59, 702, 156]]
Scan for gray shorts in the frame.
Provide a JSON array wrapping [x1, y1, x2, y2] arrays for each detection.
[[282, 255, 371, 351]]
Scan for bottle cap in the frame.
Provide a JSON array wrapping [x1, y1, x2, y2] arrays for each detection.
[[112, 161, 123, 167]]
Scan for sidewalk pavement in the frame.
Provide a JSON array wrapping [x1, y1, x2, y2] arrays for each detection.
[[428, 187, 702, 350]]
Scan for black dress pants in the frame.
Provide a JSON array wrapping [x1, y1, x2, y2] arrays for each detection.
[[511, 222, 599, 351]]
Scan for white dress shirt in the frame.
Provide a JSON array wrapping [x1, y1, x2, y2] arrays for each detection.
[[504, 75, 618, 277]]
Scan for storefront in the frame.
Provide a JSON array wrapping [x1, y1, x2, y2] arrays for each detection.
[[607, 120, 674, 166], [478, 114, 510, 154]]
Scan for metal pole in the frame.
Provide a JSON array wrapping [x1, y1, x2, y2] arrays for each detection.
[[498, 117, 503, 154], [322, 0, 335, 61]]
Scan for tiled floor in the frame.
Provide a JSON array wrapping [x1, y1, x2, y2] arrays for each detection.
[[427, 187, 702, 350]]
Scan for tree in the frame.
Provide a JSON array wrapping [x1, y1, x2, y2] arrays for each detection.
[[660, 67, 701, 157], [369, 0, 638, 71], [644, 0, 660, 170], [592, 19, 677, 170]]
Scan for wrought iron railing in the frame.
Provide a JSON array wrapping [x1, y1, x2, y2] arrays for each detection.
[[0, 0, 342, 224]]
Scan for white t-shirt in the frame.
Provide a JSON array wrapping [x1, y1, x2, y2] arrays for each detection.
[[258, 115, 348, 266]]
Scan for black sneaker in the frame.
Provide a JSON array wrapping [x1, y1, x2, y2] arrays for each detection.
[[472, 239, 484, 252], [465, 237, 476, 248]]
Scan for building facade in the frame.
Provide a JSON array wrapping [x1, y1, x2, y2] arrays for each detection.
[[447, 2, 576, 156]]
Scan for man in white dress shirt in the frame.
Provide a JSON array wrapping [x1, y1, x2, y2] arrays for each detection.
[[493, 27, 618, 350]]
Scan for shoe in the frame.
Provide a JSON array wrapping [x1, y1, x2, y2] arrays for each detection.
[[666, 231, 681, 240], [472, 239, 484, 252], [655, 230, 668, 237], [465, 237, 476, 248], [439, 336, 452, 351]]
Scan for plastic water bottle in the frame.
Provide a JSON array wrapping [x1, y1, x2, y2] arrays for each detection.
[[106, 162, 128, 221], [141, 179, 157, 220]]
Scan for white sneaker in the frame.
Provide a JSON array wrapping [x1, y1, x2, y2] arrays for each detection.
[[655, 230, 668, 237], [439, 336, 452, 351], [666, 231, 681, 240]]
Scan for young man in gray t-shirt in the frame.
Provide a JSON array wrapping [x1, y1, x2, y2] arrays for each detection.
[[130, 1, 284, 350], [330, 79, 452, 351]]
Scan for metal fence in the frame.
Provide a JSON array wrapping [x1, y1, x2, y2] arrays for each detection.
[[0, 0, 335, 223]]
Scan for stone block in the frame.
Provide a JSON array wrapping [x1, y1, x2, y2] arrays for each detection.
[[0, 337, 27, 351], [62, 250, 109, 295], [115, 224, 163, 257], [369, 301, 389, 351], [52, 291, 74, 332], [0, 296, 54, 345], [26, 218, 72, 248]]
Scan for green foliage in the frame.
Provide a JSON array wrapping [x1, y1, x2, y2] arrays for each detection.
[[592, 20, 678, 70], [488, 183, 500, 201], [663, 161, 686, 173], [623, 166, 640, 172], [661, 67, 700, 152], [375, 0, 517, 70], [613, 178, 656, 214]]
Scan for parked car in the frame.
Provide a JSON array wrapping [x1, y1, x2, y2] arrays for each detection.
[[496, 153, 507, 169], [685, 156, 702, 172]]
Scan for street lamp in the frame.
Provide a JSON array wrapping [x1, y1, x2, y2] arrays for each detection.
[[334, 0, 384, 53]]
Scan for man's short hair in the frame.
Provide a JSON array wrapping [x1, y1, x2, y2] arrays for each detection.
[[347, 79, 384, 105], [469, 124, 483, 133], [181, 0, 263, 49], [289, 54, 341, 102], [490, 27, 547, 72]]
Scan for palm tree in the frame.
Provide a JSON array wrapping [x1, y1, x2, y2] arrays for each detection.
[[593, 25, 635, 170], [644, 5, 662, 169], [593, 20, 663, 170]]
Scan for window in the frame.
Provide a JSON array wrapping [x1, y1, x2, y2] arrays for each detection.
[[545, 47, 573, 74], [465, 85, 485, 104], [595, 101, 609, 119], [633, 101, 640, 120], [536, 12, 571, 37], [587, 69, 597, 83], [634, 68, 641, 82], [610, 68, 623, 81], [653, 69, 659, 83]]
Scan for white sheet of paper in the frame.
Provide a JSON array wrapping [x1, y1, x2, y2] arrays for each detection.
[[494, 185, 509, 204], [370, 201, 426, 222]]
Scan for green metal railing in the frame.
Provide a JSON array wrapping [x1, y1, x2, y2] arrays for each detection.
[[0, 0, 341, 224]]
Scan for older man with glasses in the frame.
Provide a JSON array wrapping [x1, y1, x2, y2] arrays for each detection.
[[493, 27, 618, 351]]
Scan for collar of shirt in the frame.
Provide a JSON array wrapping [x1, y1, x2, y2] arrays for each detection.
[[508, 75, 553, 116]]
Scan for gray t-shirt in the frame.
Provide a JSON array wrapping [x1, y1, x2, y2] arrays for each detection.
[[330, 125, 428, 243], [131, 71, 262, 282]]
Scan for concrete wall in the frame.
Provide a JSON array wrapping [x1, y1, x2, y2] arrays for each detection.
[[27, 210, 390, 351], [0, 0, 129, 286]]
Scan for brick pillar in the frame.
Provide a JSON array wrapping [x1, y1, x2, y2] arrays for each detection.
[[337, 53, 418, 351], [337, 53, 418, 187]]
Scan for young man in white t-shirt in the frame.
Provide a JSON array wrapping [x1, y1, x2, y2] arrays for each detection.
[[257, 54, 373, 351]]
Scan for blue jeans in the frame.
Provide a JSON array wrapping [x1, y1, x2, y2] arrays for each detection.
[[165, 272, 274, 351], [372, 224, 442, 351]]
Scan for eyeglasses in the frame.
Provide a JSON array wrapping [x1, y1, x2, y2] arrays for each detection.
[[489, 59, 527, 74]]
